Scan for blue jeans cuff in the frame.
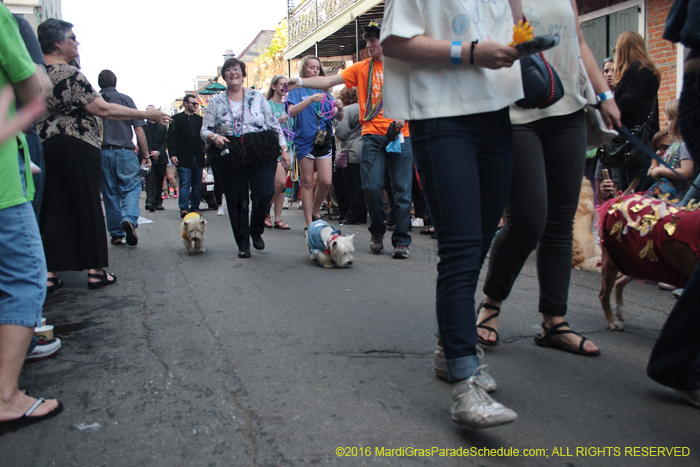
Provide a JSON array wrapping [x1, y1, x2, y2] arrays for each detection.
[[447, 354, 481, 382]]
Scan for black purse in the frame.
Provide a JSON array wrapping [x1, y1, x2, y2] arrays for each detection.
[[599, 97, 657, 168], [516, 52, 564, 109]]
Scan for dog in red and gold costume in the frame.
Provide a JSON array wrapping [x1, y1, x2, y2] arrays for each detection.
[[598, 195, 700, 330]]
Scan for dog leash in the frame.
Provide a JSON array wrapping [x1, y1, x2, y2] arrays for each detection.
[[614, 125, 700, 194]]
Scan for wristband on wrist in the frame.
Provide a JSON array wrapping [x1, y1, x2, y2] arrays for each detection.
[[450, 41, 462, 65], [597, 91, 613, 102], [470, 40, 479, 65], [297, 77, 303, 88]]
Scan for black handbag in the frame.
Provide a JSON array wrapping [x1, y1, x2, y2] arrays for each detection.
[[599, 97, 657, 168], [515, 52, 564, 109]]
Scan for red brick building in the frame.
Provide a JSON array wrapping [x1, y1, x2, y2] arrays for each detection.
[[577, 0, 681, 115]]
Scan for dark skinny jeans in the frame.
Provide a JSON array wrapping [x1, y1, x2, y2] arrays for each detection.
[[411, 108, 513, 382], [483, 110, 586, 317]]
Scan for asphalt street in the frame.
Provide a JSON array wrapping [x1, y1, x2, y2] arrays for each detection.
[[2, 194, 698, 467]]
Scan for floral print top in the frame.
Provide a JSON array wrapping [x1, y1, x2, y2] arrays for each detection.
[[200, 89, 285, 148], [37, 63, 102, 149]]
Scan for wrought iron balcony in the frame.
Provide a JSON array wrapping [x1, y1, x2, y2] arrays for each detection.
[[287, 0, 360, 50]]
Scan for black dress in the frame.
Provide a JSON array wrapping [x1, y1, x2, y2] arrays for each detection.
[[38, 64, 109, 271]]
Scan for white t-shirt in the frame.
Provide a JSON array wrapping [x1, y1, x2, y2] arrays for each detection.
[[508, 0, 587, 124], [380, 0, 524, 120]]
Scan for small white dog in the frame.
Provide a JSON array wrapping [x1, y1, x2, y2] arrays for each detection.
[[307, 219, 355, 268], [182, 212, 207, 254]]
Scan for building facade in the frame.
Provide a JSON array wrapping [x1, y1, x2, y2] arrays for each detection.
[[5, 0, 62, 29]]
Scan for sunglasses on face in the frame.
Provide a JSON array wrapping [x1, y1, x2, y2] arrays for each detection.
[[656, 144, 670, 152], [187, 102, 199, 106], [225, 68, 242, 74]]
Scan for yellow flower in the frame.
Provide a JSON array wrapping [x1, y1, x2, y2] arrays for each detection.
[[509, 20, 534, 47]]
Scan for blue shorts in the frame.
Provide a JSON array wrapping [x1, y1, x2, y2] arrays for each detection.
[[0, 199, 46, 327]]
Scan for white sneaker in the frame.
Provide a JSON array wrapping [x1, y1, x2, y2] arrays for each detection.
[[217, 206, 225, 216], [297, 201, 303, 210], [451, 369, 516, 428], [283, 197, 290, 210], [26, 337, 62, 362]]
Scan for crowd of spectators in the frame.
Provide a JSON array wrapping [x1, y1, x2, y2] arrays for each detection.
[[1, 0, 698, 436]]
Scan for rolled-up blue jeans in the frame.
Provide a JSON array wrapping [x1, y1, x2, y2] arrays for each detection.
[[411, 109, 513, 382], [101, 147, 141, 237], [360, 134, 412, 247]]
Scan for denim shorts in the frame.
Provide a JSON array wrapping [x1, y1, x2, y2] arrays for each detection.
[[0, 151, 46, 327], [0, 200, 46, 327]]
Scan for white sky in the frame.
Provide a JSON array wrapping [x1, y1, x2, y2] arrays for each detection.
[[61, 0, 288, 111]]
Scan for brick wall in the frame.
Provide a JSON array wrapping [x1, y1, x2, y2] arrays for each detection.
[[646, 0, 676, 115], [578, 0, 677, 118]]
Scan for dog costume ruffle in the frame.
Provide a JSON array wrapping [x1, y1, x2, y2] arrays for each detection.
[[600, 194, 700, 287]]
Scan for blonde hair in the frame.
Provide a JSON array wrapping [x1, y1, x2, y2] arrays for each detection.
[[664, 99, 680, 139], [299, 56, 326, 78], [613, 31, 662, 86]]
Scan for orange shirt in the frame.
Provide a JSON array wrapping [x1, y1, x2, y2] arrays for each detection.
[[341, 58, 410, 137]]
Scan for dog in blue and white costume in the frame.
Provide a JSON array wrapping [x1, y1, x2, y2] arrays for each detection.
[[307, 219, 355, 268]]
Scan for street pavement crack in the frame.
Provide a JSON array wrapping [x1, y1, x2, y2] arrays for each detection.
[[331, 350, 429, 359]]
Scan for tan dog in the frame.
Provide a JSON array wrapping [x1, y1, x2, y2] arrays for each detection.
[[572, 177, 602, 272], [598, 195, 700, 330], [182, 212, 207, 254]]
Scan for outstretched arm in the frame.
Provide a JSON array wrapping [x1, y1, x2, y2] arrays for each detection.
[[286, 73, 345, 92], [84, 98, 170, 125]]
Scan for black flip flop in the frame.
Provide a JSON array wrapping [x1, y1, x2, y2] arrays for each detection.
[[0, 398, 63, 435], [476, 301, 501, 347], [534, 321, 600, 356], [419, 228, 434, 235]]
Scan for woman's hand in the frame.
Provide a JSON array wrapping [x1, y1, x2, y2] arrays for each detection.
[[307, 93, 324, 103], [279, 113, 289, 124], [335, 100, 343, 111], [280, 150, 292, 169], [214, 134, 230, 149], [474, 42, 520, 69], [600, 99, 622, 129], [146, 107, 171, 125], [599, 179, 616, 199]]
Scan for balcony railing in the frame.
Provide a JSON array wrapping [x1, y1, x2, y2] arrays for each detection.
[[287, 0, 359, 49]]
